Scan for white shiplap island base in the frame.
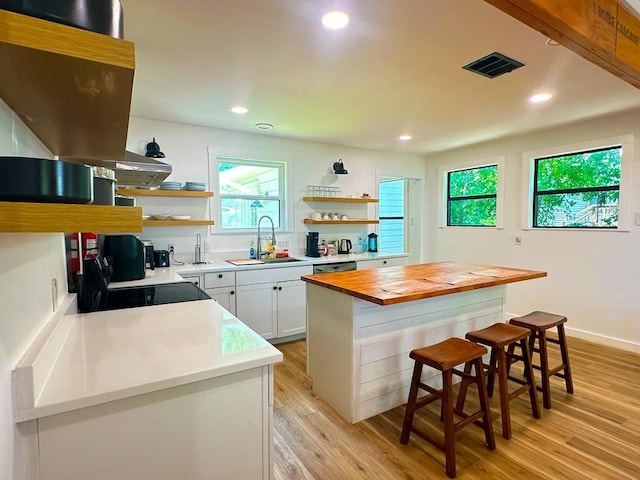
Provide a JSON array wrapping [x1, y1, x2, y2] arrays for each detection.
[[303, 262, 546, 423], [13, 294, 282, 480]]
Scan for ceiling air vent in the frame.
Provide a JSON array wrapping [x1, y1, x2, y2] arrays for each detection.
[[462, 52, 524, 79]]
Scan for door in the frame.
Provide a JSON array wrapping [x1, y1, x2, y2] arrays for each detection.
[[276, 279, 307, 337], [236, 283, 276, 339]]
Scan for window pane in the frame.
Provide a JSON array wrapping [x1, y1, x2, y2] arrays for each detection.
[[536, 147, 621, 192], [449, 165, 497, 197], [535, 191, 618, 227], [219, 161, 281, 196], [220, 198, 281, 229], [449, 198, 496, 226], [379, 219, 404, 253]]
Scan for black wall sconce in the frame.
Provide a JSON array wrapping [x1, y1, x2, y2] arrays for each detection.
[[145, 137, 165, 158], [332, 159, 348, 174]]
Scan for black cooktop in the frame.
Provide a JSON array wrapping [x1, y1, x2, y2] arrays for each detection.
[[96, 282, 211, 312]]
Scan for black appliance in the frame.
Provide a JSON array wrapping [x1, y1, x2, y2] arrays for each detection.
[[77, 256, 113, 312], [77, 255, 210, 313], [313, 261, 356, 274], [143, 240, 154, 270], [367, 233, 378, 253], [103, 234, 146, 282], [306, 232, 320, 257], [154, 249, 170, 267]]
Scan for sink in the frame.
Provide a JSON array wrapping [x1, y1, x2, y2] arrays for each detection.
[[262, 257, 305, 264]]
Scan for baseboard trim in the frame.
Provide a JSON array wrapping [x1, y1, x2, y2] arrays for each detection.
[[505, 311, 639, 354]]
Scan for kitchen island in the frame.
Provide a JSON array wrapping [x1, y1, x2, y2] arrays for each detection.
[[301, 261, 546, 423]]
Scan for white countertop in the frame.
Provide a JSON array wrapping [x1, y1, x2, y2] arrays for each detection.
[[109, 251, 409, 288], [13, 296, 282, 422]]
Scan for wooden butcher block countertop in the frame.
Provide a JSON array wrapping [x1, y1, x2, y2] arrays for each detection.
[[301, 261, 547, 305]]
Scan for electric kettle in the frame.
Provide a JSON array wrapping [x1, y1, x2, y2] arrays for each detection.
[[338, 238, 352, 254]]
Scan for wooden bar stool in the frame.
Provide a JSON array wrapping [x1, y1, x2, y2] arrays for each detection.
[[400, 337, 495, 478], [457, 323, 540, 439], [509, 311, 574, 409]]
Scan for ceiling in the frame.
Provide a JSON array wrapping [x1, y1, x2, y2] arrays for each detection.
[[120, 0, 640, 156]]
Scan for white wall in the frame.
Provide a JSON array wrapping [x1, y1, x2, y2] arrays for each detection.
[[425, 108, 640, 352], [127, 117, 426, 261], [0, 101, 67, 480]]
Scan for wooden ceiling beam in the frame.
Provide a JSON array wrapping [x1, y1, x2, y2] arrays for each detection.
[[483, 0, 640, 89]]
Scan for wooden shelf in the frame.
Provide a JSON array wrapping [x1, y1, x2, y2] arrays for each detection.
[[0, 202, 142, 233], [303, 196, 378, 203], [303, 219, 379, 225], [143, 220, 215, 227], [118, 188, 213, 198], [0, 10, 135, 160]]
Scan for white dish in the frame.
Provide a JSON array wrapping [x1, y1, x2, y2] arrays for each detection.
[[152, 214, 171, 220], [142, 215, 151, 220], [170, 215, 191, 220]]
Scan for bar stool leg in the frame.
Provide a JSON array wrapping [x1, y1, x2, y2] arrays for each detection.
[[495, 347, 512, 439], [454, 361, 473, 413], [486, 347, 498, 397], [537, 331, 552, 409], [557, 324, 574, 394], [521, 338, 541, 419], [442, 369, 456, 478], [400, 361, 423, 444], [474, 358, 496, 450]]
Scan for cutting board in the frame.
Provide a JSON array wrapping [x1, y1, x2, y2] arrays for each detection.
[[226, 259, 265, 266]]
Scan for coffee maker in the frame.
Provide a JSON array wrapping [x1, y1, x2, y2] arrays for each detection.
[[306, 232, 320, 257]]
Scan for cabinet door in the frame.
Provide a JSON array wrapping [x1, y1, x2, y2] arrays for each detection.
[[236, 283, 276, 339], [276, 279, 307, 338], [205, 287, 236, 315]]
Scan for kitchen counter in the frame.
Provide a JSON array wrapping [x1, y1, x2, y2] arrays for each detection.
[[304, 261, 547, 423], [108, 251, 409, 288], [301, 261, 546, 305], [13, 295, 282, 422]]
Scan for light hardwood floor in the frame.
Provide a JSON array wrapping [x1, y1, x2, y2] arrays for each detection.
[[273, 336, 640, 479]]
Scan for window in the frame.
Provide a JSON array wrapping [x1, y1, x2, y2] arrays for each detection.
[[217, 157, 285, 230], [533, 146, 621, 228], [447, 164, 498, 226], [378, 178, 405, 253]]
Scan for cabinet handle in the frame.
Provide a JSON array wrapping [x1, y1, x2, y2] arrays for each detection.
[[273, 286, 278, 290], [194, 281, 199, 286], [230, 290, 235, 295], [278, 286, 282, 291], [383, 260, 387, 264], [218, 273, 223, 278]]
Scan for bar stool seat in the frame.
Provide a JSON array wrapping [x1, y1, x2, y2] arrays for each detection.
[[458, 323, 540, 439], [509, 311, 574, 409], [400, 337, 495, 478]]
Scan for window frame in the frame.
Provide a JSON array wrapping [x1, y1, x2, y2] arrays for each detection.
[[446, 164, 498, 227], [522, 134, 633, 232], [209, 153, 290, 234], [438, 156, 505, 229]]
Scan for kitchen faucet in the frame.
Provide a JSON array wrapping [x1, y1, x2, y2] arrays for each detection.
[[256, 215, 276, 259]]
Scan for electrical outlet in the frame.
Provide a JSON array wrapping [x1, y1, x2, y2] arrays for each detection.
[[514, 236, 523, 246], [203, 241, 209, 253], [168, 242, 175, 253]]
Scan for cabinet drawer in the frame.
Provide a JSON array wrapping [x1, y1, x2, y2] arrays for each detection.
[[236, 265, 313, 286], [204, 271, 236, 288]]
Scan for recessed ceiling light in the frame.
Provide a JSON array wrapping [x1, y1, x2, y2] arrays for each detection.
[[322, 10, 349, 29], [255, 123, 273, 130], [230, 106, 249, 114], [398, 134, 412, 141], [530, 93, 552, 103]]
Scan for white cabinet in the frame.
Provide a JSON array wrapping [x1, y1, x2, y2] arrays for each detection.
[[37, 366, 274, 480], [236, 265, 313, 341], [356, 256, 408, 270], [180, 274, 203, 288], [236, 283, 276, 338], [204, 271, 236, 315]]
